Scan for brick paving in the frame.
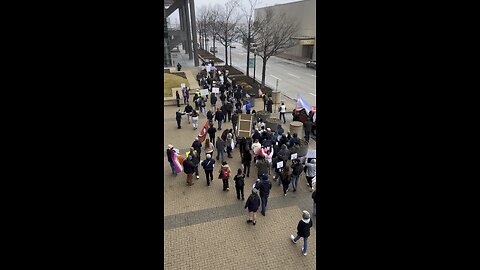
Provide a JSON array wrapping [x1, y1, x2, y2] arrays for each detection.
[[164, 74, 317, 268]]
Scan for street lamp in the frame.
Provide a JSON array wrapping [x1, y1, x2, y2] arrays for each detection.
[[229, 45, 236, 66]]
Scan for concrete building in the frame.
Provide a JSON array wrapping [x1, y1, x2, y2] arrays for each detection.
[[255, 0, 316, 61], [164, 0, 199, 67]]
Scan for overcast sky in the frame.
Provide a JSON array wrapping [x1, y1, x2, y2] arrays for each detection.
[[167, 0, 303, 26]]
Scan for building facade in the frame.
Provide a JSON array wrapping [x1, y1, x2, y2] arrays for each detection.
[[255, 0, 316, 60]]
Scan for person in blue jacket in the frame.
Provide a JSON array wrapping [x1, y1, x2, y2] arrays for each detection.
[[245, 100, 251, 114], [201, 154, 216, 186]]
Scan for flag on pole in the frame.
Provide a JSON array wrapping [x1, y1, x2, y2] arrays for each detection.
[[296, 94, 313, 114], [197, 120, 210, 143]]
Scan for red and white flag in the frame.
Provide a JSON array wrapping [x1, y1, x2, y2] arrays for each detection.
[[197, 121, 210, 143]]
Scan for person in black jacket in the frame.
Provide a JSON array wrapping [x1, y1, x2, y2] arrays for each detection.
[[312, 189, 316, 216], [214, 108, 224, 130], [242, 149, 252, 177], [183, 155, 196, 186], [210, 93, 218, 111], [290, 210, 313, 256], [244, 190, 260, 225], [225, 102, 233, 122], [175, 90, 181, 107], [207, 125, 217, 145], [166, 144, 176, 175], [187, 147, 200, 180], [192, 138, 202, 157], [233, 168, 245, 200], [206, 109, 214, 126], [175, 109, 185, 129], [255, 173, 272, 216], [184, 103, 193, 124], [201, 153, 216, 186]]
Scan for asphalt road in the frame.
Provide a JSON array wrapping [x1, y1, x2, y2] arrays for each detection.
[[207, 42, 317, 106]]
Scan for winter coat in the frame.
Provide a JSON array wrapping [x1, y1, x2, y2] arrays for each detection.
[[221, 130, 229, 141], [291, 163, 304, 176], [207, 111, 214, 121], [280, 170, 291, 186], [192, 141, 202, 155], [183, 160, 196, 174], [278, 145, 291, 161], [218, 164, 231, 180], [204, 142, 214, 154], [244, 193, 260, 212], [255, 159, 269, 176], [297, 219, 313, 238], [305, 162, 316, 177], [184, 105, 193, 113], [242, 151, 252, 165], [245, 102, 251, 111], [256, 178, 272, 197], [176, 111, 185, 120], [207, 126, 216, 137], [232, 113, 239, 124], [234, 174, 245, 188], [304, 120, 313, 133], [201, 158, 215, 171], [166, 148, 173, 163], [216, 139, 226, 151], [214, 111, 224, 121], [188, 150, 200, 166], [210, 95, 217, 104]]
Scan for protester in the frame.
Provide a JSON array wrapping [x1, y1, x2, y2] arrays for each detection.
[[290, 211, 313, 256], [206, 109, 214, 126], [187, 147, 200, 180], [200, 96, 207, 116], [214, 108, 224, 130], [266, 98, 273, 113], [218, 161, 231, 191], [280, 166, 291, 196], [242, 149, 252, 178], [304, 159, 316, 191], [254, 173, 272, 216], [226, 131, 233, 158], [189, 109, 198, 130], [207, 125, 217, 145], [221, 104, 228, 123], [233, 168, 245, 200], [201, 153, 216, 186], [191, 138, 202, 157], [176, 90, 181, 107], [225, 101, 233, 122], [290, 159, 303, 192], [193, 93, 200, 111], [183, 155, 196, 186], [312, 189, 317, 216], [182, 88, 188, 105], [262, 94, 267, 110], [303, 118, 313, 143], [204, 138, 214, 158], [166, 144, 176, 175], [210, 93, 218, 111], [279, 102, 287, 123], [232, 112, 239, 133], [215, 136, 226, 163], [244, 190, 260, 225], [175, 109, 186, 129], [252, 139, 262, 163], [184, 103, 193, 124], [245, 100, 251, 114]]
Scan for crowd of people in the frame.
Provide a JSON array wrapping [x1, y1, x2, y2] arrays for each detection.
[[166, 61, 317, 256]]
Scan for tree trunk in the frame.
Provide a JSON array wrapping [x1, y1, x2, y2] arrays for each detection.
[[246, 30, 251, 77], [225, 44, 228, 67], [261, 58, 267, 88]]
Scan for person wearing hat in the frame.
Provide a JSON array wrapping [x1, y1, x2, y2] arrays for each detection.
[[183, 155, 196, 186], [191, 138, 202, 158], [218, 161, 231, 191], [187, 147, 200, 180], [244, 189, 260, 225], [254, 173, 272, 216], [201, 153, 216, 186], [304, 159, 316, 191], [166, 144, 176, 175], [290, 210, 313, 256]]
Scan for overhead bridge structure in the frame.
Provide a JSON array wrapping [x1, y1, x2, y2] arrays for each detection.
[[164, 0, 199, 67]]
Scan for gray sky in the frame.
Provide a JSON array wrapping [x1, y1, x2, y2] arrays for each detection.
[[167, 0, 303, 26]]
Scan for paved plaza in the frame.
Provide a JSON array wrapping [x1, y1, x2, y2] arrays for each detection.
[[163, 76, 317, 268]]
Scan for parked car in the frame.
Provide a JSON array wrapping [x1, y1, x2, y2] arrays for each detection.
[[306, 60, 316, 69], [210, 47, 218, 53]]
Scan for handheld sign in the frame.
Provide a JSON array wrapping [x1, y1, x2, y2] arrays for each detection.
[[306, 149, 316, 159], [291, 153, 297, 160], [277, 161, 283, 169], [200, 89, 209, 96], [181, 83, 186, 89], [212, 87, 220, 94]]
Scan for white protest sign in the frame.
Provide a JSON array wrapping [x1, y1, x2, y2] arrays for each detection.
[[277, 161, 283, 168], [181, 83, 186, 89], [212, 87, 220, 94], [291, 153, 297, 160], [306, 149, 316, 159], [200, 89, 209, 96]]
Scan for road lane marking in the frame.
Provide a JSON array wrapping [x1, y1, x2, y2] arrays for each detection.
[[287, 73, 300, 78], [310, 93, 316, 96], [270, 75, 282, 80]]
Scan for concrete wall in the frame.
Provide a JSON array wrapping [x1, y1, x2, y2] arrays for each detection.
[[255, 0, 316, 60]]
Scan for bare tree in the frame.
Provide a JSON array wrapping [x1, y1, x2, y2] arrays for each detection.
[[237, 0, 263, 77], [215, 0, 240, 66], [196, 6, 210, 50], [254, 9, 299, 87]]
